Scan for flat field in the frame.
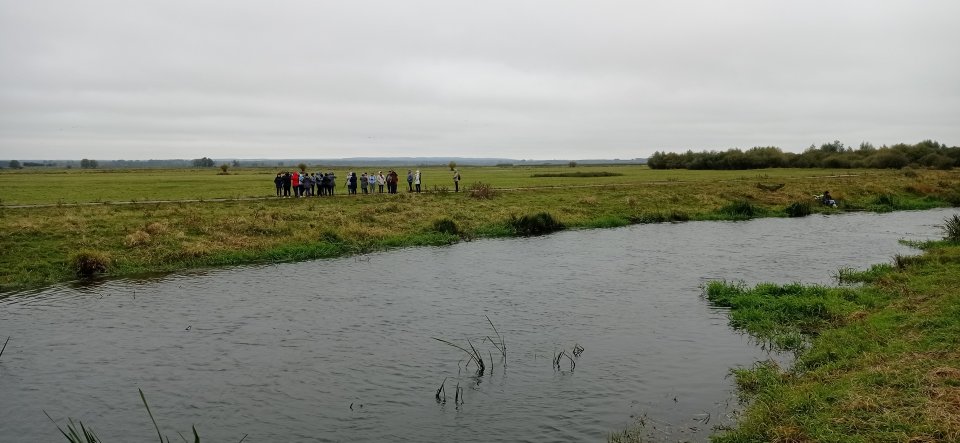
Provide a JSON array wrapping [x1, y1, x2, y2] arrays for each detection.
[[1, 165, 958, 291]]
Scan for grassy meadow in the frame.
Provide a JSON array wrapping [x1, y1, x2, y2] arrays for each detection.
[[1, 164, 959, 292]]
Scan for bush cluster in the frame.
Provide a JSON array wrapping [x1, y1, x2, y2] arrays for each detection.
[[508, 212, 564, 236], [647, 139, 957, 170], [71, 250, 112, 278]]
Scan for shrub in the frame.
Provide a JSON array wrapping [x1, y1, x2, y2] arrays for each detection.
[[902, 167, 919, 178], [431, 185, 450, 194], [785, 201, 812, 218], [319, 229, 342, 243], [468, 182, 497, 200], [432, 218, 460, 236], [71, 250, 112, 278], [942, 214, 960, 242], [631, 212, 666, 223], [873, 194, 896, 206], [720, 199, 760, 219], [509, 212, 564, 236], [668, 210, 690, 222]]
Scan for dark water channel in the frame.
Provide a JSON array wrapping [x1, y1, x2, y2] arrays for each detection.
[[0, 209, 954, 442]]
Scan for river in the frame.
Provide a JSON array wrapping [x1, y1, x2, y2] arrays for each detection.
[[0, 209, 953, 442]]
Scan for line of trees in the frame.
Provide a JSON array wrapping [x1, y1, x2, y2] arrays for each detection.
[[647, 140, 958, 170]]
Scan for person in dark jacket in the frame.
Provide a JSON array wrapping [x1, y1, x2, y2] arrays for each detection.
[[274, 173, 283, 197], [282, 172, 292, 197], [406, 169, 414, 192], [347, 172, 358, 195]]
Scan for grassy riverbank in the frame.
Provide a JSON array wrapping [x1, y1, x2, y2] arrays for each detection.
[[701, 234, 960, 441], [1, 166, 959, 292]]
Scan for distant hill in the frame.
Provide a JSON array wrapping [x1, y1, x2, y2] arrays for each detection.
[[3, 157, 647, 169]]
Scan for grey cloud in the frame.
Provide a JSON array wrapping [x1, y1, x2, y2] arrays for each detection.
[[1, 0, 958, 160]]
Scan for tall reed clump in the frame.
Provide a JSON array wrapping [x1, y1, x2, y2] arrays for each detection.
[[942, 214, 960, 242], [719, 199, 761, 219], [70, 250, 112, 278], [508, 212, 564, 236], [784, 201, 811, 218]]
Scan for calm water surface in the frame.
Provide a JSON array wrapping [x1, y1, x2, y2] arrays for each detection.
[[0, 209, 953, 442]]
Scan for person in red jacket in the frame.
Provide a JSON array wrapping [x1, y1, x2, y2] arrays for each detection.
[[292, 171, 301, 197]]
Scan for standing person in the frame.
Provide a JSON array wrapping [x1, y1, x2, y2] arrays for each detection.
[[360, 173, 369, 194], [319, 173, 328, 196], [377, 171, 385, 193], [301, 173, 311, 197], [282, 172, 292, 197], [414, 170, 421, 193], [386, 170, 397, 194], [349, 172, 358, 195], [292, 171, 301, 197], [328, 171, 337, 196], [367, 173, 377, 194], [274, 173, 283, 197], [406, 170, 414, 192], [310, 173, 318, 196], [453, 169, 461, 192]]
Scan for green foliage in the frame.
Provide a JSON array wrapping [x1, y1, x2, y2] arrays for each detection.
[[835, 264, 893, 284], [648, 139, 955, 170], [568, 161, 577, 168], [784, 201, 811, 217], [432, 218, 460, 236], [79, 158, 98, 169], [70, 250, 112, 278], [191, 157, 215, 168], [704, 281, 879, 352], [941, 214, 960, 242], [719, 199, 761, 219], [710, 243, 960, 442], [508, 212, 564, 236], [8, 159, 22, 169], [448, 160, 457, 171]]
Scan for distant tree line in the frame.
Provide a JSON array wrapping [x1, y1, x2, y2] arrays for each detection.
[[647, 140, 958, 170]]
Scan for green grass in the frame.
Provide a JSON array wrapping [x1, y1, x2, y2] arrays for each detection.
[[1, 166, 959, 291], [702, 240, 960, 442]]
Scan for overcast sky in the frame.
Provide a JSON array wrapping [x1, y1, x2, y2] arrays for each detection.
[[1, 0, 958, 160]]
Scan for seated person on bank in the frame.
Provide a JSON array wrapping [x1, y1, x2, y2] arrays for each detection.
[[821, 190, 837, 207]]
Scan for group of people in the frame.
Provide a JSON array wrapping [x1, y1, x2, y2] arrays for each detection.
[[273, 168, 462, 197]]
